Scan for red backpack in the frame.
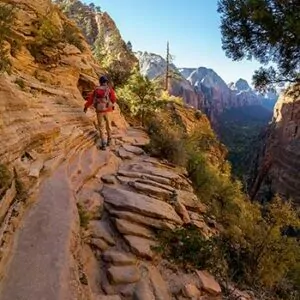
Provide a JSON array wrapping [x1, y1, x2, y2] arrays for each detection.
[[93, 86, 112, 112]]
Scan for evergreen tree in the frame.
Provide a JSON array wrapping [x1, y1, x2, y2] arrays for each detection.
[[218, 0, 300, 91]]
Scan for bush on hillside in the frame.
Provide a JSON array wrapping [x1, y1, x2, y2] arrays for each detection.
[[117, 67, 162, 125], [0, 5, 15, 73], [149, 109, 300, 298], [0, 164, 12, 196], [62, 23, 85, 52]]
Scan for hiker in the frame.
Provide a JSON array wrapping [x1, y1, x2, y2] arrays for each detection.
[[84, 76, 117, 150]]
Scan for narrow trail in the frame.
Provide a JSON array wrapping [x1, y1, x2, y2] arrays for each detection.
[[0, 127, 221, 300], [0, 128, 150, 300]]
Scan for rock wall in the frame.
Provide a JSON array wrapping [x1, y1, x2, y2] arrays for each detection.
[[0, 0, 128, 283], [250, 84, 300, 204]]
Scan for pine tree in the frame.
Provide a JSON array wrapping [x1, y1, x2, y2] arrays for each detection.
[[218, 0, 300, 91]]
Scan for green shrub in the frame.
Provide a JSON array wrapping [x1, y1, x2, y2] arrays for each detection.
[[62, 23, 84, 52], [194, 110, 203, 119], [146, 114, 187, 166], [155, 225, 226, 275], [147, 108, 300, 298], [0, 164, 12, 195], [15, 78, 25, 90], [77, 203, 90, 229], [0, 5, 14, 73]]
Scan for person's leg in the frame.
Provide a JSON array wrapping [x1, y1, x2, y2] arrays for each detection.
[[96, 113, 106, 148], [104, 113, 112, 145]]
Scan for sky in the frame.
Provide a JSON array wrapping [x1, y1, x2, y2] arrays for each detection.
[[85, 0, 262, 84]]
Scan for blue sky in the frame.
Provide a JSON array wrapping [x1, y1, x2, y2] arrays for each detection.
[[85, 0, 262, 84]]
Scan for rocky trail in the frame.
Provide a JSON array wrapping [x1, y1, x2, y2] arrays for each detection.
[[0, 126, 228, 300]]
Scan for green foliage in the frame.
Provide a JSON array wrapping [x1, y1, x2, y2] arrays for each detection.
[[218, 106, 273, 180], [194, 110, 203, 119], [36, 19, 61, 46], [218, 0, 300, 91], [155, 225, 226, 274], [159, 90, 183, 105], [0, 164, 12, 196], [146, 114, 187, 166], [117, 67, 161, 125], [15, 78, 26, 90], [55, 0, 99, 44], [148, 107, 300, 297], [77, 203, 90, 229], [62, 23, 84, 52], [0, 5, 14, 73]]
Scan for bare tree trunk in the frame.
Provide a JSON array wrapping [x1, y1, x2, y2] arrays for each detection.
[[165, 41, 169, 91]]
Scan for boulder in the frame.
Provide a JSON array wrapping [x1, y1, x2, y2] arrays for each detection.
[[118, 148, 134, 159], [182, 284, 201, 298], [102, 186, 182, 224], [102, 250, 136, 266], [122, 144, 144, 155], [107, 208, 176, 230], [129, 181, 171, 200], [107, 265, 140, 284], [174, 201, 191, 224], [124, 235, 157, 260], [89, 221, 115, 245], [196, 270, 221, 296], [133, 279, 155, 300], [177, 190, 206, 212], [89, 238, 109, 252], [148, 265, 171, 300], [114, 218, 154, 239]]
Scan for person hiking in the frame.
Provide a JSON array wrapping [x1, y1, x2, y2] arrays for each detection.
[[84, 76, 117, 150]]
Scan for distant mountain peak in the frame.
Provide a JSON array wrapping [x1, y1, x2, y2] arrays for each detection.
[[235, 78, 251, 91]]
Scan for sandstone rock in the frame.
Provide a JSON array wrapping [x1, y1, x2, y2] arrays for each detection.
[[148, 265, 172, 300], [102, 250, 136, 266], [122, 144, 144, 155], [133, 279, 155, 300], [96, 295, 121, 300], [28, 159, 44, 178], [114, 218, 154, 239], [127, 163, 180, 180], [89, 221, 115, 245], [197, 270, 221, 296], [174, 201, 191, 224], [107, 265, 140, 284], [102, 186, 182, 225], [129, 181, 171, 199], [107, 208, 176, 230], [117, 170, 172, 185], [89, 238, 110, 252], [183, 284, 201, 298], [124, 236, 157, 260], [77, 187, 104, 219], [101, 175, 116, 184], [136, 179, 174, 192], [177, 190, 206, 213], [118, 148, 134, 159]]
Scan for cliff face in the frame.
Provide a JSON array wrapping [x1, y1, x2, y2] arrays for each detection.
[[251, 84, 300, 204], [136, 51, 204, 109], [56, 0, 137, 73], [136, 52, 277, 124]]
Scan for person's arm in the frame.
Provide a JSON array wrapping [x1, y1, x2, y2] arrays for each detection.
[[84, 90, 95, 112], [109, 88, 117, 103]]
